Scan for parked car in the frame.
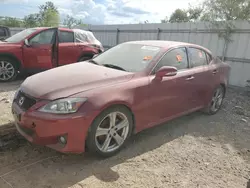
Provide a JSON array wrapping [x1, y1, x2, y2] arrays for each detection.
[[12, 40, 230, 157], [0, 26, 10, 41], [0, 27, 104, 82]]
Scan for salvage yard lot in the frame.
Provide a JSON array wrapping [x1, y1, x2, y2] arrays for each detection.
[[0, 80, 250, 188]]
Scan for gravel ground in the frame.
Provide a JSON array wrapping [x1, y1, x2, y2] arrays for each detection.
[[0, 80, 250, 188]]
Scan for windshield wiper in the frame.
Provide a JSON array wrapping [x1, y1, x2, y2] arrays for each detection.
[[88, 59, 100, 65], [103, 64, 127, 71]]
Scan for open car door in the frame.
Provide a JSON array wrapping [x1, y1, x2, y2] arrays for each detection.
[[22, 28, 58, 73]]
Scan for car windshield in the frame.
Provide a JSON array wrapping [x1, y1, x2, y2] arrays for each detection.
[[93, 43, 161, 72], [5, 28, 38, 43]]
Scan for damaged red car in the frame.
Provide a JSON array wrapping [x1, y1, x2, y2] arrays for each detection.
[[12, 41, 230, 157], [0, 27, 103, 81]]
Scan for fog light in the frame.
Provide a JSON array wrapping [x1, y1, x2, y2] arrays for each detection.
[[59, 136, 67, 144]]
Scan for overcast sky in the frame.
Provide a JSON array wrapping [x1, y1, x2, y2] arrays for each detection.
[[0, 0, 203, 25]]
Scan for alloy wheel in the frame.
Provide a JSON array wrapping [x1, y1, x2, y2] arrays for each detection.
[[0, 61, 15, 81], [95, 112, 130, 153]]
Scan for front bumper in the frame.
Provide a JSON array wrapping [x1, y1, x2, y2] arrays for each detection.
[[12, 102, 97, 153]]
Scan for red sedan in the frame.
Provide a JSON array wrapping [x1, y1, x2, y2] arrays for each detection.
[[12, 41, 230, 157]]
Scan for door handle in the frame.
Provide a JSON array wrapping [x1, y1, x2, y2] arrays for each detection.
[[185, 76, 195, 81], [41, 49, 51, 51], [212, 70, 218, 74]]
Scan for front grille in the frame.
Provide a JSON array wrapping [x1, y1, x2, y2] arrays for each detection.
[[15, 91, 37, 111]]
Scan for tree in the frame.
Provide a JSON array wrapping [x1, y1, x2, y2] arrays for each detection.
[[38, 1, 59, 27], [0, 17, 23, 27], [0, 1, 60, 28], [63, 15, 84, 28], [168, 9, 189, 23], [187, 6, 203, 22], [39, 1, 58, 21], [41, 8, 60, 27], [201, 0, 250, 21], [23, 14, 40, 27]]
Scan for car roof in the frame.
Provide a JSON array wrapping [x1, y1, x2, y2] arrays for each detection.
[[30, 27, 72, 32], [124, 40, 211, 54]]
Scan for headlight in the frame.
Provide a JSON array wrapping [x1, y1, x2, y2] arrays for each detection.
[[38, 98, 87, 114], [14, 88, 20, 99]]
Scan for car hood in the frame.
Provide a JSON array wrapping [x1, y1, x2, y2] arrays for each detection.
[[21, 62, 134, 100]]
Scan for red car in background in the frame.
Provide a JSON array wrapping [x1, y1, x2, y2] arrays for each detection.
[[12, 41, 230, 157], [0, 27, 104, 81]]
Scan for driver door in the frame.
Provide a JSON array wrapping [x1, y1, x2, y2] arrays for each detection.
[[146, 47, 196, 126], [23, 28, 57, 72]]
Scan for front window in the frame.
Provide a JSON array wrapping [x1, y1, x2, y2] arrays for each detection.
[[29, 29, 55, 45], [93, 43, 161, 72], [154, 47, 188, 73], [5, 28, 38, 43]]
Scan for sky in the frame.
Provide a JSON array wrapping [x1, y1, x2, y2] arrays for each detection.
[[0, 0, 202, 25]]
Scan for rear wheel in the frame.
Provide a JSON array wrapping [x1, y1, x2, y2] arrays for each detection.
[[86, 106, 133, 157], [204, 85, 225, 115], [0, 57, 18, 82]]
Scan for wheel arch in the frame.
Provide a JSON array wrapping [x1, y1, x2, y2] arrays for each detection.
[[92, 102, 136, 134], [0, 53, 22, 70], [220, 83, 226, 97]]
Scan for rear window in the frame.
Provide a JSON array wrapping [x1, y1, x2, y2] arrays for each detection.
[[188, 48, 208, 67], [59, 31, 74, 43]]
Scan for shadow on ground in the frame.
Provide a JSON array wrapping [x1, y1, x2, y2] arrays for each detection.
[[0, 88, 249, 188]]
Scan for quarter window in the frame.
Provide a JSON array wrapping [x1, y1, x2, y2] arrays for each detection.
[[59, 31, 74, 43], [188, 48, 207, 67], [154, 47, 188, 73]]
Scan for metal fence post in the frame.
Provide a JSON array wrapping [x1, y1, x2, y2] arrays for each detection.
[[116, 28, 120, 45], [222, 39, 229, 62], [157, 28, 161, 40]]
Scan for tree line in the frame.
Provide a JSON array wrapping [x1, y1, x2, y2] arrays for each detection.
[[1, 0, 249, 28], [161, 0, 250, 23], [0, 1, 85, 28]]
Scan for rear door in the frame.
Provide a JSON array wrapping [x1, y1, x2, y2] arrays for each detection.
[[22, 28, 57, 71], [147, 47, 197, 125], [58, 30, 82, 66], [187, 47, 215, 107]]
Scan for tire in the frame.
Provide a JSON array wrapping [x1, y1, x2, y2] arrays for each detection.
[[78, 55, 93, 62], [0, 57, 18, 82], [86, 106, 133, 158], [203, 85, 225, 115]]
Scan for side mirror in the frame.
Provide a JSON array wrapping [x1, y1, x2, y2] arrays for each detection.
[[155, 66, 177, 79], [24, 39, 30, 46], [93, 54, 99, 58]]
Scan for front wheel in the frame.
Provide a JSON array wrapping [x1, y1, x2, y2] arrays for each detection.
[[0, 58, 18, 82], [203, 85, 225, 115], [86, 106, 133, 158]]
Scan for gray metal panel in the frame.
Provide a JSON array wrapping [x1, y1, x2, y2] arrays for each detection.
[[227, 61, 250, 87], [8, 21, 250, 87], [226, 33, 241, 58], [234, 33, 250, 58]]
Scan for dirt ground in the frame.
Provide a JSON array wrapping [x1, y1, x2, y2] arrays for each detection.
[[0, 79, 250, 188]]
